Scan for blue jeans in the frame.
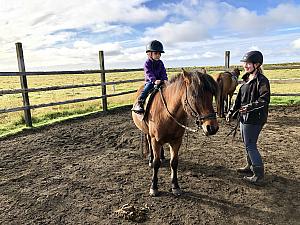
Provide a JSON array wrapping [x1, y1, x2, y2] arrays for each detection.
[[240, 123, 263, 167], [139, 82, 154, 101]]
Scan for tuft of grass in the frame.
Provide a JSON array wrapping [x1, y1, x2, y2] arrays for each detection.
[[270, 96, 300, 105]]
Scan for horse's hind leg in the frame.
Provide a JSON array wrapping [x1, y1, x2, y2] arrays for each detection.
[[145, 134, 154, 167], [149, 138, 161, 197], [169, 139, 182, 196], [228, 94, 233, 112], [225, 95, 229, 113]]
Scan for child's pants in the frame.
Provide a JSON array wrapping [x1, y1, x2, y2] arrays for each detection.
[[139, 82, 154, 101]]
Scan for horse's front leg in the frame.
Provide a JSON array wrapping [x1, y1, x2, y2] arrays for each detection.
[[169, 139, 182, 196], [149, 138, 161, 197]]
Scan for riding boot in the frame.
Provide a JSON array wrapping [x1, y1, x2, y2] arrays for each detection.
[[237, 155, 252, 173], [132, 99, 144, 113], [243, 165, 264, 184]]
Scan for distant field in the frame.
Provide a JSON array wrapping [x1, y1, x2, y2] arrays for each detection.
[[0, 64, 300, 136]]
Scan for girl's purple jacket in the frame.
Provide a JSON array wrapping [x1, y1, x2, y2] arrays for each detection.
[[144, 58, 168, 83]]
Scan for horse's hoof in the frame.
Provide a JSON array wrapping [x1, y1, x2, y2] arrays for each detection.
[[149, 188, 159, 197], [172, 188, 182, 196]]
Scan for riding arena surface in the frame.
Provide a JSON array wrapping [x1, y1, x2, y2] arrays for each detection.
[[0, 105, 299, 225]]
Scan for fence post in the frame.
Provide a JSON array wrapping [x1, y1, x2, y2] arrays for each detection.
[[16, 42, 32, 127], [225, 50, 230, 70], [99, 50, 107, 111]]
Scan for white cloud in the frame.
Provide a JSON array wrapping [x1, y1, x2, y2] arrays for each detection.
[[144, 21, 210, 43], [292, 38, 300, 49], [224, 3, 300, 34], [267, 3, 300, 25], [1, 0, 300, 71]]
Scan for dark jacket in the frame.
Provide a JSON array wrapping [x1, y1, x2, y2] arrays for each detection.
[[230, 72, 270, 125], [144, 58, 168, 83]]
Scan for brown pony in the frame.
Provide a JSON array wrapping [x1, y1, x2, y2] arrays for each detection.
[[132, 69, 219, 196], [212, 68, 240, 118]]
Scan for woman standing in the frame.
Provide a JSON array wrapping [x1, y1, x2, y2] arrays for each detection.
[[226, 51, 271, 184]]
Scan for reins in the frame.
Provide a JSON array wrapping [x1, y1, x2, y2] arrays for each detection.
[[226, 110, 240, 137]]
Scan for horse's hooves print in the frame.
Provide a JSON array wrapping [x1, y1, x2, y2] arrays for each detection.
[[149, 188, 159, 197]]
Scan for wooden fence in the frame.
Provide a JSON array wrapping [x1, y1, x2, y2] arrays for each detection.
[[0, 43, 299, 127]]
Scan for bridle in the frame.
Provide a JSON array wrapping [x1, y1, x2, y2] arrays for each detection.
[[184, 85, 217, 124], [159, 84, 216, 133]]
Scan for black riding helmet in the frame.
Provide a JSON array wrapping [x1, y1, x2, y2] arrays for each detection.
[[240, 51, 263, 64], [146, 40, 164, 53]]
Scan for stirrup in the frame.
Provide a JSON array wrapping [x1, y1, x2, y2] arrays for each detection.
[[131, 103, 144, 114]]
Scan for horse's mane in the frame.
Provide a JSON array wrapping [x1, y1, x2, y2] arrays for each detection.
[[232, 68, 241, 77], [168, 70, 218, 97]]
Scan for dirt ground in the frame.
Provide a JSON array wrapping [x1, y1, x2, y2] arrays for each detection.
[[0, 105, 299, 225]]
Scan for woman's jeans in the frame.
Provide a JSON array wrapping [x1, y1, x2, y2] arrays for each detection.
[[139, 82, 154, 101], [240, 123, 263, 167]]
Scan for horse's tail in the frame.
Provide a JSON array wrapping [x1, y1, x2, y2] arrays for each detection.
[[216, 74, 223, 117]]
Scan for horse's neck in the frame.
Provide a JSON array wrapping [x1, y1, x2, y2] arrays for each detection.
[[163, 83, 186, 116], [232, 75, 238, 83]]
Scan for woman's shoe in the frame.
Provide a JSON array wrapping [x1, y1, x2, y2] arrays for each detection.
[[243, 165, 264, 184], [237, 164, 252, 173]]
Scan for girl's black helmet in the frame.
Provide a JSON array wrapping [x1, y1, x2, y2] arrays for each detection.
[[146, 40, 164, 53], [240, 51, 263, 64]]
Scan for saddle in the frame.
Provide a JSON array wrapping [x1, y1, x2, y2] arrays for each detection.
[[142, 83, 163, 120]]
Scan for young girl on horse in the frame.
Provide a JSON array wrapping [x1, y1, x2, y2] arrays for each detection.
[[132, 40, 168, 113], [226, 50, 271, 184]]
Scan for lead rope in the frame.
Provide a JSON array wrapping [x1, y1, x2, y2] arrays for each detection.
[[226, 110, 240, 138]]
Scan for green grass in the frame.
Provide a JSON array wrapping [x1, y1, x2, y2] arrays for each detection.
[[0, 64, 299, 137]]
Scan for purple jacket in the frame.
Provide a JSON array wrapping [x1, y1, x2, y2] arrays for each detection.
[[144, 58, 168, 83]]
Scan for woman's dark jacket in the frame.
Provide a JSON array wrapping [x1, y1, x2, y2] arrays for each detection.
[[230, 72, 270, 125]]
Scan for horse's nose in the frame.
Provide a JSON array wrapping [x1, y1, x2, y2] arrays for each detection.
[[206, 125, 219, 135]]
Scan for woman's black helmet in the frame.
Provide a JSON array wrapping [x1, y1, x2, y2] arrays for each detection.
[[146, 40, 164, 53], [240, 51, 263, 64]]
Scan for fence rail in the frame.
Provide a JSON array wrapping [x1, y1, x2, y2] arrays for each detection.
[[1, 42, 299, 127]]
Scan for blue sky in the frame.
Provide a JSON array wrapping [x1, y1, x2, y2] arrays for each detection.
[[0, 0, 300, 71]]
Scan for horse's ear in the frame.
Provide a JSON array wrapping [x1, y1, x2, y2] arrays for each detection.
[[182, 68, 191, 84]]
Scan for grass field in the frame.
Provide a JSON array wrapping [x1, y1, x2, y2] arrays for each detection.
[[0, 64, 300, 137]]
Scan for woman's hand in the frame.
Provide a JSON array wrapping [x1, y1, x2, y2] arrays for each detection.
[[239, 106, 248, 114], [226, 111, 232, 122]]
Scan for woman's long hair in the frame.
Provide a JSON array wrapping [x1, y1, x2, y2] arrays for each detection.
[[257, 64, 264, 74]]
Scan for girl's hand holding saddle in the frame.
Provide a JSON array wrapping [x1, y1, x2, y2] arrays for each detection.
[[154, 80, 161, 85]]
